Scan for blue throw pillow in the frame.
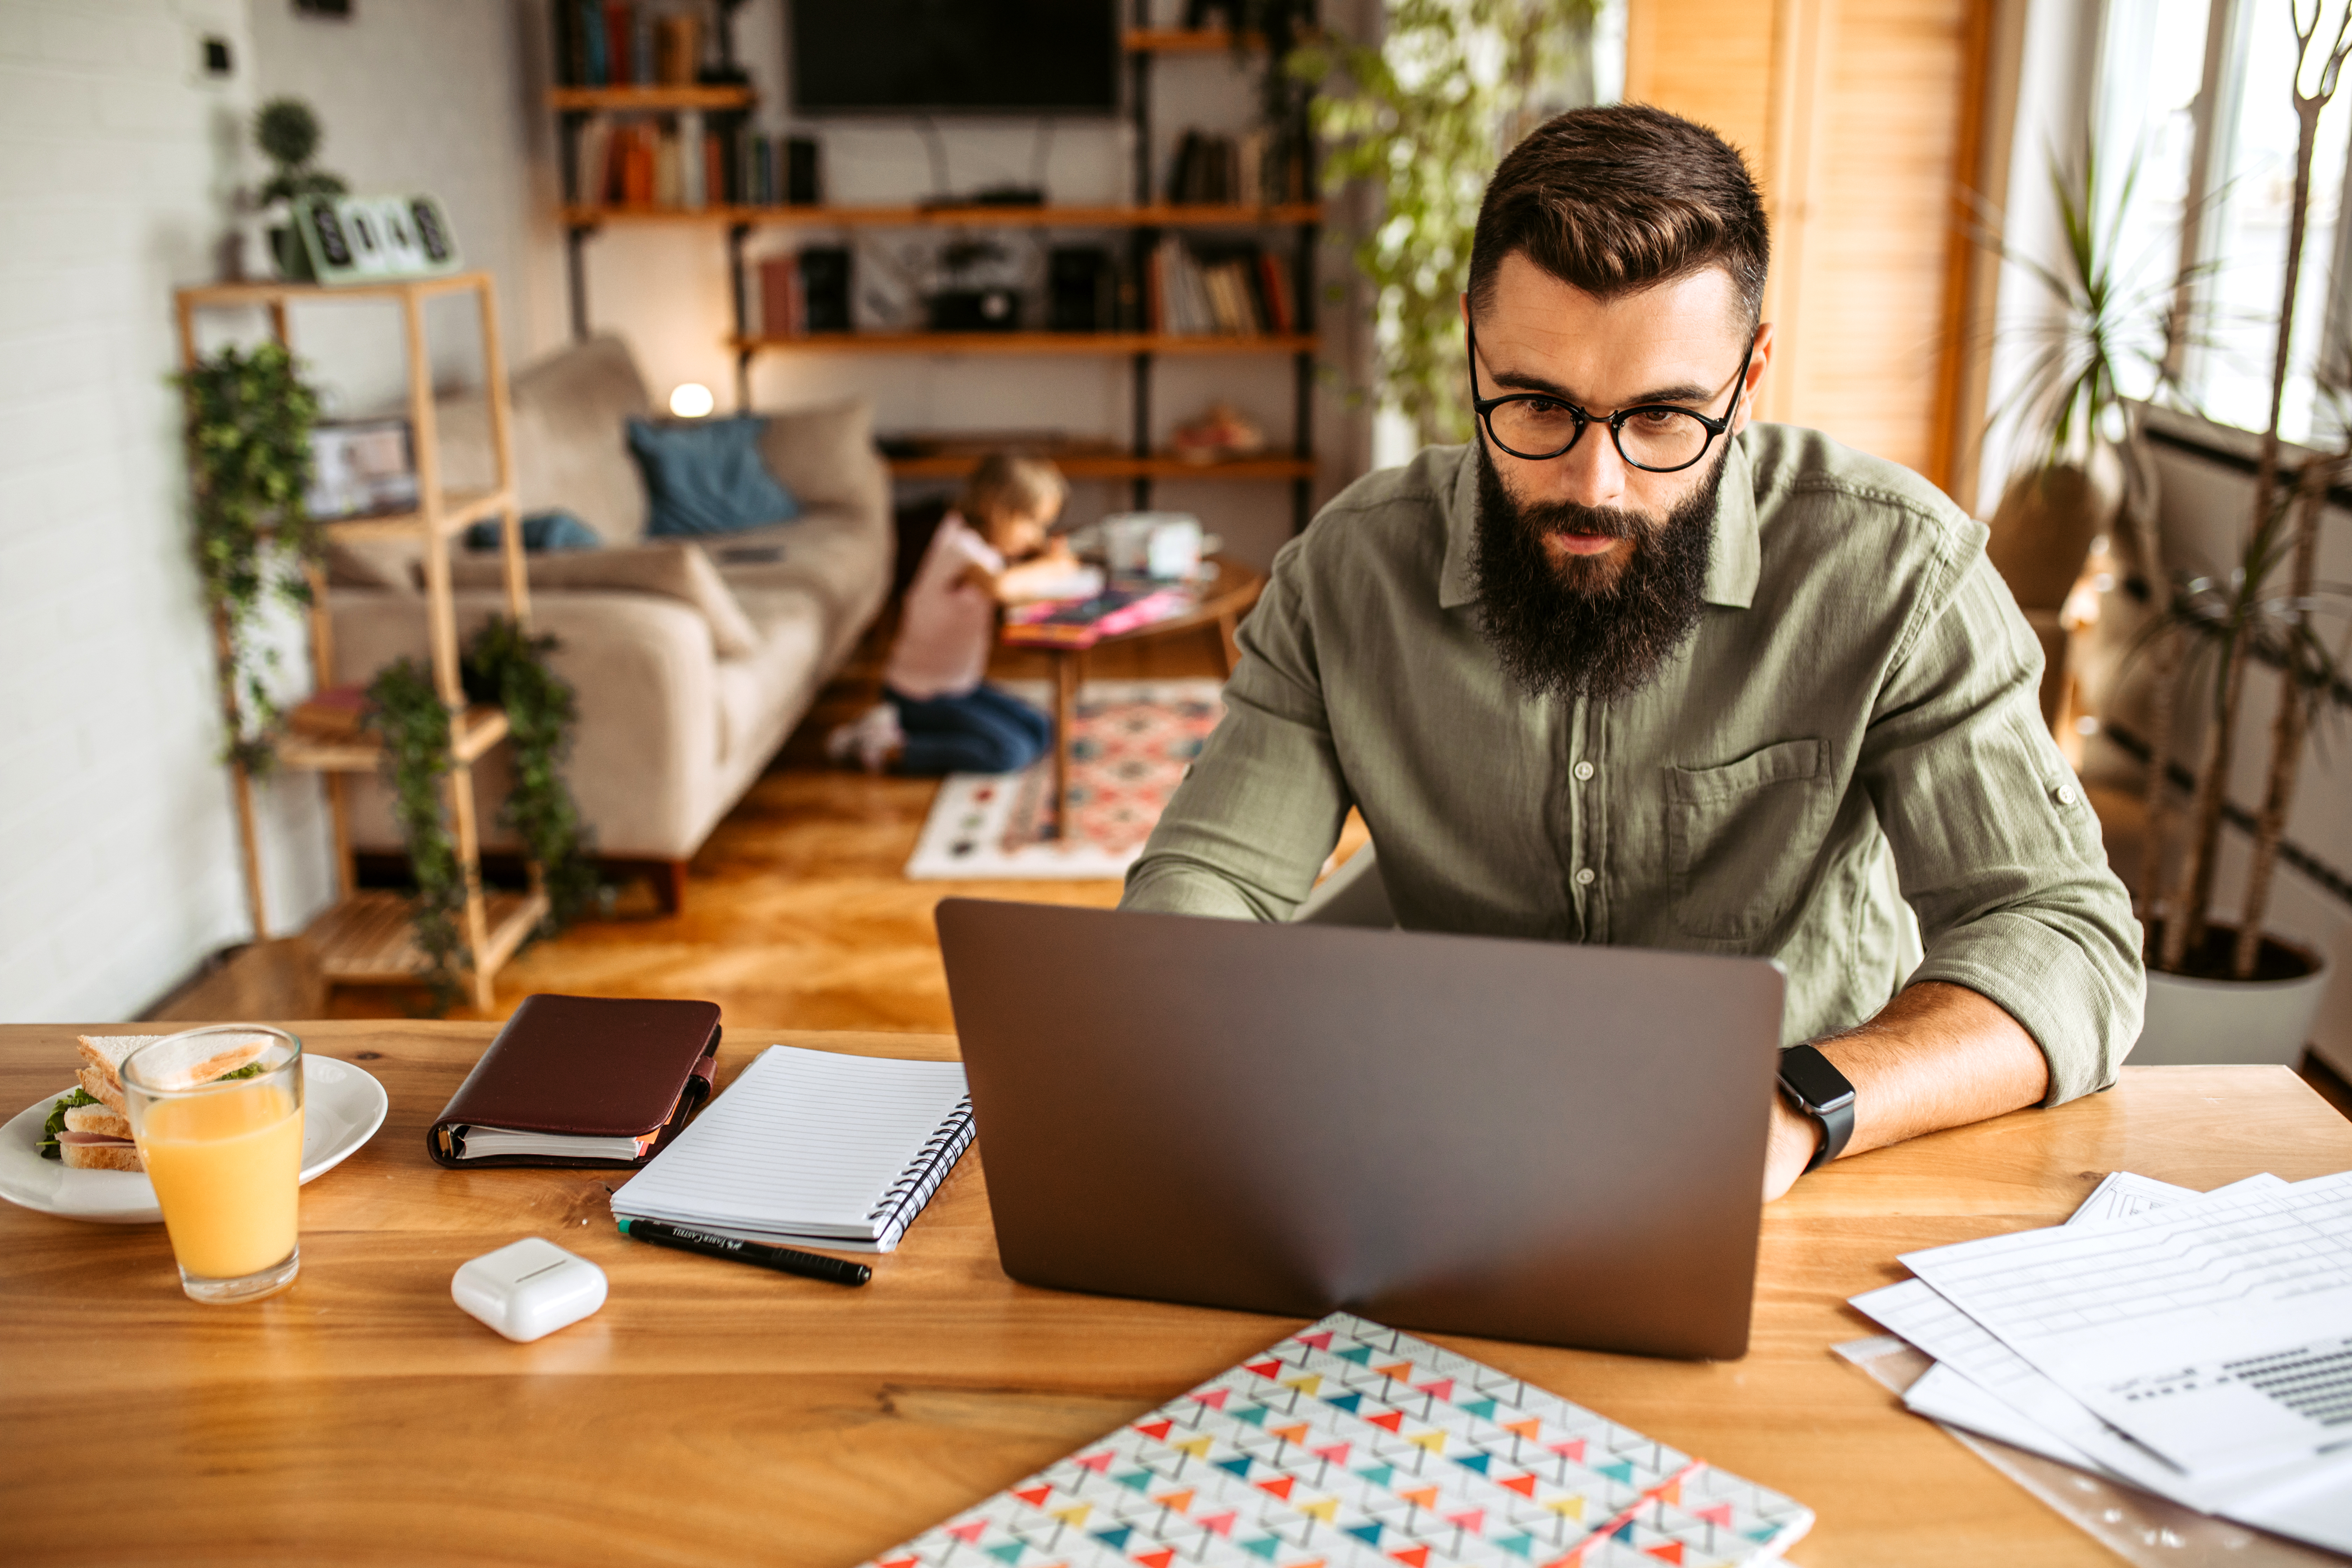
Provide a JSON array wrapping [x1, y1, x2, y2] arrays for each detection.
[[626, 415, 800, 537], [464, 510, 601, 552]]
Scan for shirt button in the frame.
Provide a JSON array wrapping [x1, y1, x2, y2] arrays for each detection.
[[1574, 867, 1596, 887], [1573, 760, 1595, 782], [2056, 784, 2077, 806]]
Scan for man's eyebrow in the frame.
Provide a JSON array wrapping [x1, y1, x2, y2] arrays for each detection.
[[1483, 363, 1717, 409]]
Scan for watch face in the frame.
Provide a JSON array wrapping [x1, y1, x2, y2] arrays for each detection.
[[1778, 1044, 1856, 1113]]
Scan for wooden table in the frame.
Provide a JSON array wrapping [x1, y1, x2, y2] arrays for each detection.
[[1040, 554, 1266, 834], [1, 1023, 2346, 1567]]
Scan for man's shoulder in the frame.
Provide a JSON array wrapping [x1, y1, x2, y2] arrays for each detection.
[[1279, 444, 1467, 580], [1744, 423, 1983, 559]]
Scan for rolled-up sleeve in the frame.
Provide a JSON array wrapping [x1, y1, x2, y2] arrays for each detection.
[[1121, 539, 1355, 921], [1861, 548, 2146, 1103]]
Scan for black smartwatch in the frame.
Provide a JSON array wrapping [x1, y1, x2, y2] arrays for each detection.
[[1776, 1044, 1856, 1173]]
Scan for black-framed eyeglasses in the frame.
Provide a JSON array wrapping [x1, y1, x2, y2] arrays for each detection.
[[1467, 316, 1759, 473]]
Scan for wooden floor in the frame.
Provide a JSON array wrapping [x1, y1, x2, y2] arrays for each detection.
[[313, 622, 1280, 1031]]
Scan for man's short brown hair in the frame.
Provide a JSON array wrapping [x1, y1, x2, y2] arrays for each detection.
[[1468, 104, 1769, 327]]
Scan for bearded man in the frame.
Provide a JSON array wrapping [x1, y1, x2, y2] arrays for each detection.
[[1120, 105, 2144, 1199]]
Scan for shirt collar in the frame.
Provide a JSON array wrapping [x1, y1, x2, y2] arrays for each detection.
[[1438, 435, 1763, 612]]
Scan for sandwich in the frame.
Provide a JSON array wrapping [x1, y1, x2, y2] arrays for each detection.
[[38, 1033, 270, 1170]]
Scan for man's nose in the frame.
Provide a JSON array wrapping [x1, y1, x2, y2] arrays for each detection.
[[1541, 424, 1630, 508]]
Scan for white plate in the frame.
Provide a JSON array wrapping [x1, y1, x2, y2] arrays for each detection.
[[0, 1056, 390, 1224]]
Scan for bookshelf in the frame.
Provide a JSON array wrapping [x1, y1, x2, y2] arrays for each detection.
[[550, 8, 1321, 530], [173, 273, 546, 1011]]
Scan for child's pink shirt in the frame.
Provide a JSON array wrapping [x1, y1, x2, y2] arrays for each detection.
[[883, 512, 1005, 700]]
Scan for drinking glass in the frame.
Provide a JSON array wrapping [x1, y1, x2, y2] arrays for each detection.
[[122, 1026, 304, 1304]]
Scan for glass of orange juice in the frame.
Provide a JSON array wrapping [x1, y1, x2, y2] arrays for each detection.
[[122, 1026, 305, 1304]]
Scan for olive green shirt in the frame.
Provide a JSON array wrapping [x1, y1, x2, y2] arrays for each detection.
[[1121, 427, 2144, 1104]]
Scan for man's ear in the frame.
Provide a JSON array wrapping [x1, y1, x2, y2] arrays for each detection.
[[1459, 290, 1471, 327], [1733, 322, 1774, 435]]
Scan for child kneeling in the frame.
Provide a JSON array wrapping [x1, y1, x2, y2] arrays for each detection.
[[830, 455, 1078, 775]]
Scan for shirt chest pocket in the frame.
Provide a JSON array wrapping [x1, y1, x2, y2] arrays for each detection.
[[1665, 738, 1834, 940]]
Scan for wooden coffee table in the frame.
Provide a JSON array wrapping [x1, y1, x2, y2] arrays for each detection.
[[1038, 552, 1266, 834]]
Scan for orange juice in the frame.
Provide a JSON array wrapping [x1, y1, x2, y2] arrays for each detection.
[[138, 1081, 303, 1280]]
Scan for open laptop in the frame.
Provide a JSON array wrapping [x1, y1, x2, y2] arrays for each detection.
[[935, 899, 1786, 1360]]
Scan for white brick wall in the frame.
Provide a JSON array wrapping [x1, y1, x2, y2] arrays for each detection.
[[0, 0, 342, 1022]]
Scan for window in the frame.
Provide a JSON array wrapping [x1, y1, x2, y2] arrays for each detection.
[[2095, 0, 2352, 445]]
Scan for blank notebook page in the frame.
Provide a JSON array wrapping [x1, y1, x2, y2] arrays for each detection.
[[611, 1045, 969, 1235]]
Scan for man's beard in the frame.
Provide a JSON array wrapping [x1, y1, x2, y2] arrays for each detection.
[[1469, 440, 1725, 703]]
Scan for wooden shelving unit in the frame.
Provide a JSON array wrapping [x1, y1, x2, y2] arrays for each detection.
[[549, 10, 1320, 529], [547, 83, 754, 111], [174, 272, 543, 1011], [558, 201, 1323, 229], [727, 331, 1316, 356], [887, 452, 1316, 482]]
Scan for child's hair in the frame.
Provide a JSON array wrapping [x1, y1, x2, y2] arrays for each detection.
[[960, 454, 1068, 527]]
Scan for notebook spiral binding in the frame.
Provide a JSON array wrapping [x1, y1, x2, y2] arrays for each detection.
[[864, 1096, 976, 1243]]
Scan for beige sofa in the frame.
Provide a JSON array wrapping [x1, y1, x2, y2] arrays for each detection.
[[326, 336, 891, 904]]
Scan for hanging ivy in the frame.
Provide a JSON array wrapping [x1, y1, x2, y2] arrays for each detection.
[[366, 657, 469, 1013], [366, 617, 597, 1014], [463, 617, 600, 933], [177, 342, 323, 774], [1290, 0, 1598, 445]]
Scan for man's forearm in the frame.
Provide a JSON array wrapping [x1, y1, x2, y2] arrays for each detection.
[[1763, 980, 2049, 1197]]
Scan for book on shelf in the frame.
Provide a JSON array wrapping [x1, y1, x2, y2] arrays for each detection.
[[756, 253, 803, 339], [1149, 236, 1284, 336]]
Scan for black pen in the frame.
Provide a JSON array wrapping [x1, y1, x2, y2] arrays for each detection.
[[617, 1217, 873, 1286]]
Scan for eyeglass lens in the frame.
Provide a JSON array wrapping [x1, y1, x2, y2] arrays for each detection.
[[1486, 402, 1714, 470]]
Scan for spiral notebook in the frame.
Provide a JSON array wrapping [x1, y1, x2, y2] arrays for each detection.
[[609, 1044, 973, 1254]]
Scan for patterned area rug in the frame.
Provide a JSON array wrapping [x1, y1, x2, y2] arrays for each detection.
[[903, 679, 1226, 880]]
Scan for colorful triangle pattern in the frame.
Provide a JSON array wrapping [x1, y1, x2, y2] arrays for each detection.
[[848, 1312, 1813, 1568]]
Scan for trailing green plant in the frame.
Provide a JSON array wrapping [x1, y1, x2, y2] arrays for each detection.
[[365, 617, 598, 1014], [253, 97, 347, 206], [177, 342, 323, 776], [1290, 0, 1597, 445], [463, 617, 600, 934], [366, 658, 469, 1014]]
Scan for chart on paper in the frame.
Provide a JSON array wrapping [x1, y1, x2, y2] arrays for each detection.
[[1900, 1172, 2352, 1475]]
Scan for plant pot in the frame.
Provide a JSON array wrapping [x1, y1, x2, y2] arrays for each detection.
[[2133, 927, 2330, 1067], [268, 221, 314, 281]]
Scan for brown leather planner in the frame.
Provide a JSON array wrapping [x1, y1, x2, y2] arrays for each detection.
[[427, 994, 723, 1169]]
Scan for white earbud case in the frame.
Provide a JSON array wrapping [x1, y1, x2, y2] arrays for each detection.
[[452, 1237, 608, 1342]]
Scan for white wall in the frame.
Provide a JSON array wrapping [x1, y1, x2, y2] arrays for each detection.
[[243, 0, 566, 415], [0, 0, 338, 1022]]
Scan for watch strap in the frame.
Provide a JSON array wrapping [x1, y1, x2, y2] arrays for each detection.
[[1777, 1043, 1856, 1174]]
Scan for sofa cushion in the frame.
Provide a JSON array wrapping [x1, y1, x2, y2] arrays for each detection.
[[448, 541, 760, 659], [714, 585, 828, 762], [325, 538, 420, 592], [757, 397, 885, 515], [513, 336, 653, 544], [629, 415, 800, 537]]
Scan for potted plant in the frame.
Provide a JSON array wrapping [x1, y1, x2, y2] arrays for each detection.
[[251, 97, 347, 280], [1287, 0, 1599, 445], [1975, 145, 2193, 731], [2133, 6, 2351, 1064]]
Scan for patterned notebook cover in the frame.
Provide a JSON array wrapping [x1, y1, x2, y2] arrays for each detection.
[[859, 1312, 1813, 1568]]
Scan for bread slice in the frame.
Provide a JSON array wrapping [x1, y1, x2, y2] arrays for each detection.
[[63, 1101, 132, 1140], [59, 1137, 142, 1172], [77, 1065, 122, 1116], [76, 1032, 267, 1101]]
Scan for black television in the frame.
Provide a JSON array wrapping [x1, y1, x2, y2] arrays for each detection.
[[789, 0, 1119, 116]]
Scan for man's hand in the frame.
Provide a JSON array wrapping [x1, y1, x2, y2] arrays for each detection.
[[1762, 1093, 1820, 1202], [1762, 980, 2051, 1201]]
